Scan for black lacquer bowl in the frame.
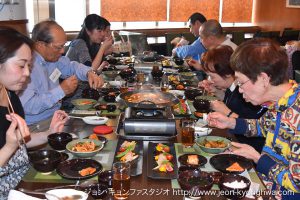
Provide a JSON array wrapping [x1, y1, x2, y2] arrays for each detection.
[[178, 169, 214, 197], [48, 132, 72, 151], [28, 150, 62, 173]]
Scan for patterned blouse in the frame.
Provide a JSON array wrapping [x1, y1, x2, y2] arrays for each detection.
[[242, 81, 300, 199], [0, 145, 29, 199], [0, 91, 29, 199]]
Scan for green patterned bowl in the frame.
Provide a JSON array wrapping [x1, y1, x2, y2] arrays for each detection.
[[66, 139, 104, 158], [196, 136, 231, 154]]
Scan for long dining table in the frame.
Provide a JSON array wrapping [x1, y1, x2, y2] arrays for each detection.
[[17, 61, 268, 200], [18, 118, 246, 200]]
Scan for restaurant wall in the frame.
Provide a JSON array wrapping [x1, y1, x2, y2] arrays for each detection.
[[253, 0, 300, 31]]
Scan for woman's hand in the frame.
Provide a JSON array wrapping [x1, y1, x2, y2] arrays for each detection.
[[207, 112, 236, 129], [97, 61, 109, 72], [229, 142, 261, 163], [102, 35, 113, 51], [5, 113, 30, 149], [49, 110, 69, 133], [210, 100, 231, 116], [198, 79, 216, 93], [188, 59, 203, 70]]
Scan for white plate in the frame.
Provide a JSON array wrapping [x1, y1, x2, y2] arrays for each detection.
[[46, 189, 88, 200], [108, 80, 125, 87], [82, 116, 108, 125]]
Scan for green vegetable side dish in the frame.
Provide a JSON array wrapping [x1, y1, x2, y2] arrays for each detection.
[[116, 144, 135, 158]]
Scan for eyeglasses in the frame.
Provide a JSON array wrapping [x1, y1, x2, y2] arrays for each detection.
[[236, 79, 251, 88], [48, 42, 66, 51]]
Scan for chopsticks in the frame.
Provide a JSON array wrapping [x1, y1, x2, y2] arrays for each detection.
[[4, 89, 15, 114], [4, 89, 26, 147]]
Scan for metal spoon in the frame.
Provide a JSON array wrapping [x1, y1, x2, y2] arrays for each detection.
[[68, 115, 84, 119], [34, 179, 98, 192], [19, 188, 83, 200]]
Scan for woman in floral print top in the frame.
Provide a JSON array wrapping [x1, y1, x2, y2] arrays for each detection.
[[208, 38, 300, 200]]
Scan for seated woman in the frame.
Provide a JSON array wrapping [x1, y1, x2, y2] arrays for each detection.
[[208, 38, 300, 200], [0, 27, 68, 199], [64, 14, 113, 110], [200, 45, 266, 152], [66, 14, 112, 70]]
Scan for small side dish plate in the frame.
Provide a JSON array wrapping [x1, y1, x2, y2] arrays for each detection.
[[82, 116, 108, 125], [56, 159, 103, 180], [178, 153, 207, 168], [210, 154, 253, 174]]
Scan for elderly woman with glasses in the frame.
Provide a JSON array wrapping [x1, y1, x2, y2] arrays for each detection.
[[208, 38, 300, 200], [199, 45, 266, 152]]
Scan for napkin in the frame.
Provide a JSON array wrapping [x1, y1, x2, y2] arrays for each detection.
[[8, 190, 43, 200]]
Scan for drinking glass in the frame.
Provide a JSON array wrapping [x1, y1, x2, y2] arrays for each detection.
[[112, 162, 131, 199], [152, 65, 159, 72], [136, 71, 145, 83], [160, 77, 169, 92], [120, 81, 128, 93], [181, 119, 195, 147]]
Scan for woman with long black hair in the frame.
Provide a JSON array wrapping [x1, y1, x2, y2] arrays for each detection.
[[66, 14, 113, 71]]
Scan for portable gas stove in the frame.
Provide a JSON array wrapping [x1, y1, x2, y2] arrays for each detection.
[[116, 107, 177, 140]]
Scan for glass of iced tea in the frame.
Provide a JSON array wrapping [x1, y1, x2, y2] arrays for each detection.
[[113, 162, 131, 199], [152, 65, 159, 72], [120, 81, 128, 93], [181, 119, 195, 147], [160, 78, 169, 92], [136, 71, 145, 83]]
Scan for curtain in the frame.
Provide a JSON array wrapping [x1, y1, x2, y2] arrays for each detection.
[[101, 0, 167, 22]]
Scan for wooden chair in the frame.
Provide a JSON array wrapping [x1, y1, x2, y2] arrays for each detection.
[[253, 31, 271, 38], [231, 31, 245, 45], [280, 30, 300, 45], [295, 70, 300, 83], [292, 50, 300, 80]]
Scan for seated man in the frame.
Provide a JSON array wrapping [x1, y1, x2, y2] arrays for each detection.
[[200, 19, 237, 51], [19, 20, 104, 129], [189, 19, 238, 71], [172, 12, 207, 61]]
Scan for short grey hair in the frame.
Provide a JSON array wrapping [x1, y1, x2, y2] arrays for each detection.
[[200, 19, 223, 38], [31, 20, 62, 43]]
